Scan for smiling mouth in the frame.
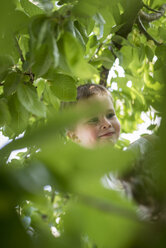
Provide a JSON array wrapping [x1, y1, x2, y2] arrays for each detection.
[[98, 132, 115, 138]]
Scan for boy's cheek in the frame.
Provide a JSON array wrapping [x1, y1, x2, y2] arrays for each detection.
[[75, 125, 98, 147]]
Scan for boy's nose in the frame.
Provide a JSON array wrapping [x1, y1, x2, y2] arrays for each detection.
[[100, 118, 112, 130]]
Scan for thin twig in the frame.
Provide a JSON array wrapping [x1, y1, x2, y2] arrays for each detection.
[[99, 66, 109, 87]]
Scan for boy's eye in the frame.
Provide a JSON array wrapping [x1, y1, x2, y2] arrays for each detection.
[[87, 117, 99, 124], [106, 113, 115, 119]]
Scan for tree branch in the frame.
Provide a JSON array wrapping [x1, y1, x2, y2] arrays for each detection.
[[99, 46, 117, 87], [99, 66, 109, 87], [112, 2, 166, 50], [116, 0, 143, 39], [139, 4, 166, 22], [136, 15, 162, 46], [112, 0, 143, 49]]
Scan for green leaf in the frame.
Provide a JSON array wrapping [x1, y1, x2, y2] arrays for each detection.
[[74, 26, 86, 49], [6, 94, 30, 136], [12, 10, 30, 33], [54, 40, 72, 76], [74, 21, 89, 44], [95, 48, 114, 69], [93, 13, 105, 38], [147, 124, 157, 131], [73, 0, 99, 18], [65, 200, 138, 248], [0, 34, 20, 63], [156, 45, 166, 63], [88, 35, 98, 48], [50, 73, 77, 101], [28, 18, 59, 77], [0, 7, 29, 37], [34, 78, 46, 99], [111, 0, 121, 25], [17, 83, 46, 117], [0, 55, 14, 81], [4, 72, 21, 96], [63, 32, 98, 79], [31, 43, 53, 77], [51, 36, 59, 68], [145, 46, 154, 62], [43, 84, 60, 109], [159, 27, 166, 41], [40, 141, 135, 185], [99, 3, 116, 39], [0, 99, 11, 126], [20, 0, 44, 17], [29, 15, 47, 40], [151, 0, 166, 8], [19, 35, 29, 59]]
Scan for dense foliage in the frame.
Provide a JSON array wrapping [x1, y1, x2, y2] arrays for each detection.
[[0, 0, 166, 247]]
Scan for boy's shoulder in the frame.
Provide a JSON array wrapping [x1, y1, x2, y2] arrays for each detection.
[[127, 134, 159, 159]]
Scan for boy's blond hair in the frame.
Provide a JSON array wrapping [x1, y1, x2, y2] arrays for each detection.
[[61, 83, 113, 109], [77, 84, 113, 102]]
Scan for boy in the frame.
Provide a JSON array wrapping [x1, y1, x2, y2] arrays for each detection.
[[67, 84, 161, 220], [67, 83, 121, 147]]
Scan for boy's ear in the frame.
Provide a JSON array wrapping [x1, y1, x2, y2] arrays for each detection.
[[66, 130, 73, 139], [67, 130, 80, 143], [66, 130, 77, 140]]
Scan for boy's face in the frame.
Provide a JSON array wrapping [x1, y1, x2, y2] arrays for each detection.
[[70, 94, 121, 147]]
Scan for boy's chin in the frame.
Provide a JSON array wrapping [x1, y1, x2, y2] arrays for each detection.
[[97, 136, 117, 145], [80, 138, 116, 148], [78, 134, 118, 148]]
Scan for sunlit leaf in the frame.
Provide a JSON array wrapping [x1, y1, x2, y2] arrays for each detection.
[[50, 74, 76, 101], [63, 32, 98, 79]]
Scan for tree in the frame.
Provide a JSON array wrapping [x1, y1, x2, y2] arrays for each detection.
[[0, 0, 166, 247]]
